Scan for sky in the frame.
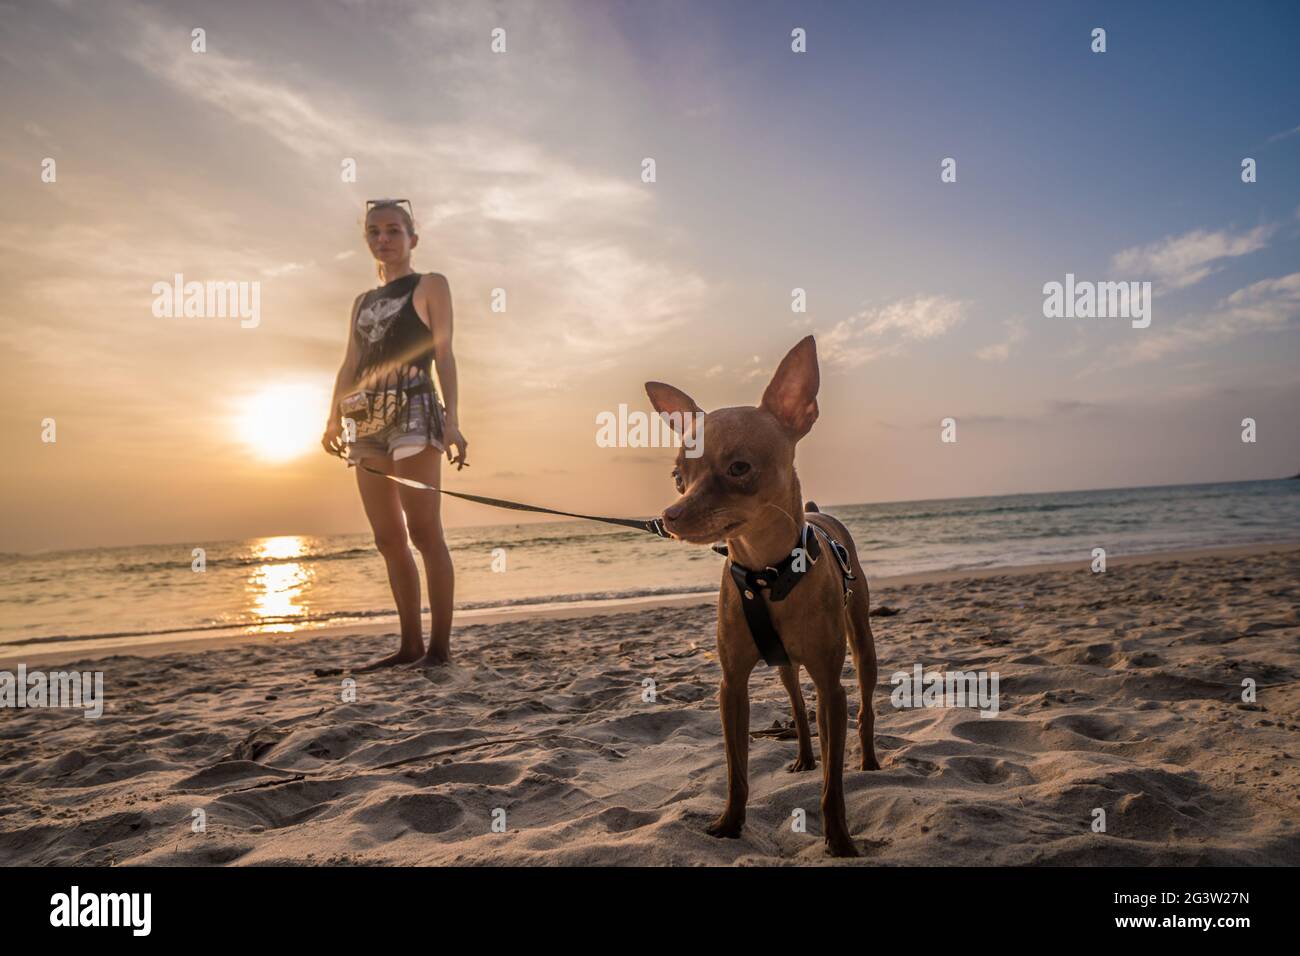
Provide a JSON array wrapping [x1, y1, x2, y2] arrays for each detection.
[[1, 0, 1298, 553]]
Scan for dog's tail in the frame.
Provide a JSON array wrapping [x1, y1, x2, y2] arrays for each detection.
[[804, 500, 820, 513]]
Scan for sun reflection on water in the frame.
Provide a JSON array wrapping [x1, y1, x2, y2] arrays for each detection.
[[245, 536, 314, 633]]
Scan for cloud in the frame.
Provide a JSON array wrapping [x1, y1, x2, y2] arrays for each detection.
[[740, 355, 769, 382], [939, 382, 1300, 433], [821, 295, 966, 368], [1104, 270, 1300, 367], [261, 262, 311, 278], [930, 399, 1133, 431], [955, 413, 1032, 425], [123, 20, 355, 163], [1111, 225, 1273, 291], [5, 0, 711, 393], [976, 318, 1028, 361], [857, 295, 966, 339], [1219, 271, 1300, 327], [687, 356, 768, 387], [1046, 399, 1100, 415]]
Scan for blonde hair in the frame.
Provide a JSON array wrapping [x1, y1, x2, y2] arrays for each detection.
[[364, 202, 418, 280]]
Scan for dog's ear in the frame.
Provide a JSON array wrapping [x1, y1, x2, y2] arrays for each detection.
[[760, 335, 819, 439], [645, 381, 703, 438]]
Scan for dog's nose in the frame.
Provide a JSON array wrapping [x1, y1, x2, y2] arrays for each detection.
[[663, 503, 685, 522]]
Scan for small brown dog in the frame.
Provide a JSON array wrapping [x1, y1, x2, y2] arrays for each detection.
[[646, 335, 879, 857]]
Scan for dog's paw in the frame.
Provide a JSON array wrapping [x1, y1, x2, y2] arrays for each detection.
[[860, 754, 881, 771], [787, 752, 817, 773], [705, 815, 744, 839], [826, 837, 861, 859]]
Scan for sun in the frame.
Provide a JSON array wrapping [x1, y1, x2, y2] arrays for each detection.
[[233, 384, 328, 462]]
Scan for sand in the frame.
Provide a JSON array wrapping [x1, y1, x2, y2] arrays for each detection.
[[1, 543, 1297, 866]]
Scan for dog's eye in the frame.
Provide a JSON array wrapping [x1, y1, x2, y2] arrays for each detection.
[[727, 461, 751, 478], [672, 469, 684, 491]]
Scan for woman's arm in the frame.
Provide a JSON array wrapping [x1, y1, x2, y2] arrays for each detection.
[[321, 294, 364, 454], [420, 274, 468, 469], [328, 294, 365, 415], [426, 275, 458, 426]]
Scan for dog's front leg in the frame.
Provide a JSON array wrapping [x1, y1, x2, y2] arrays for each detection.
[[811, 670, 859, 857], [778, 664, 816, 772], [707, 672, 752, 839]]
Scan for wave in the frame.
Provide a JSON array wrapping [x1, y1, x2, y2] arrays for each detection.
[[27, 528, 652, 578], [1, 583, 717, 648]]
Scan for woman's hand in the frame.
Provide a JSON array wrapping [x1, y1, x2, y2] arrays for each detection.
[[321, 417, 346, 457], [443, 419, 469, 470]]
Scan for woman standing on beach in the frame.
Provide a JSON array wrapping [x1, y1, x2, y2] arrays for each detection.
[[321, 200, 468, 670]]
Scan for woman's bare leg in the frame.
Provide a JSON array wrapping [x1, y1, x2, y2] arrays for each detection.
[[354, 455, 426, 670], [395, 447, 454, 665]]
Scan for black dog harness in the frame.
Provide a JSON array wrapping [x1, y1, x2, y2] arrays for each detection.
[[712, 523, 856, 667]]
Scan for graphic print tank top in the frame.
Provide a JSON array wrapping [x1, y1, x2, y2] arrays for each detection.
[[350, 272, 445, 442]]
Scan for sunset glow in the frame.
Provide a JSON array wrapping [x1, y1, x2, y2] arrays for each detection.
[[232, 386, 328, 463]]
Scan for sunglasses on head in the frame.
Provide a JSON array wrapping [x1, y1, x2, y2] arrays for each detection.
[[365, 198, 414, 218]]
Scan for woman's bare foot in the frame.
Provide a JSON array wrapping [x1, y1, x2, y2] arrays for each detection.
[[411, 650, 451, 667], [355, 646, 425, 672]]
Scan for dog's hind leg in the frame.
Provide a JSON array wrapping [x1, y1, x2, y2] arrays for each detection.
[[811, 513, 881, 772], [847, 595, 881, 771], [778, 663, 817, 772]]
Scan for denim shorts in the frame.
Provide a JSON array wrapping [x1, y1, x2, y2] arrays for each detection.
[[345, 389, 446, 464]]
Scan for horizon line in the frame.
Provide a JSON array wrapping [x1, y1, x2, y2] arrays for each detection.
[[5, 473, 1294, 560]]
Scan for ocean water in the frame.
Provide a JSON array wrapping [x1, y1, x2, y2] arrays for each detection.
[[1, 479, 1297, 652]]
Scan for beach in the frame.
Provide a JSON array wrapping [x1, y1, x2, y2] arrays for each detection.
[[1, 542, 1297, 866]]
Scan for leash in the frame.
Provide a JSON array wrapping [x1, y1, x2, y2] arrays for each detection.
[[336, 453, 858, 670], [349, 458, 672, 538]]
